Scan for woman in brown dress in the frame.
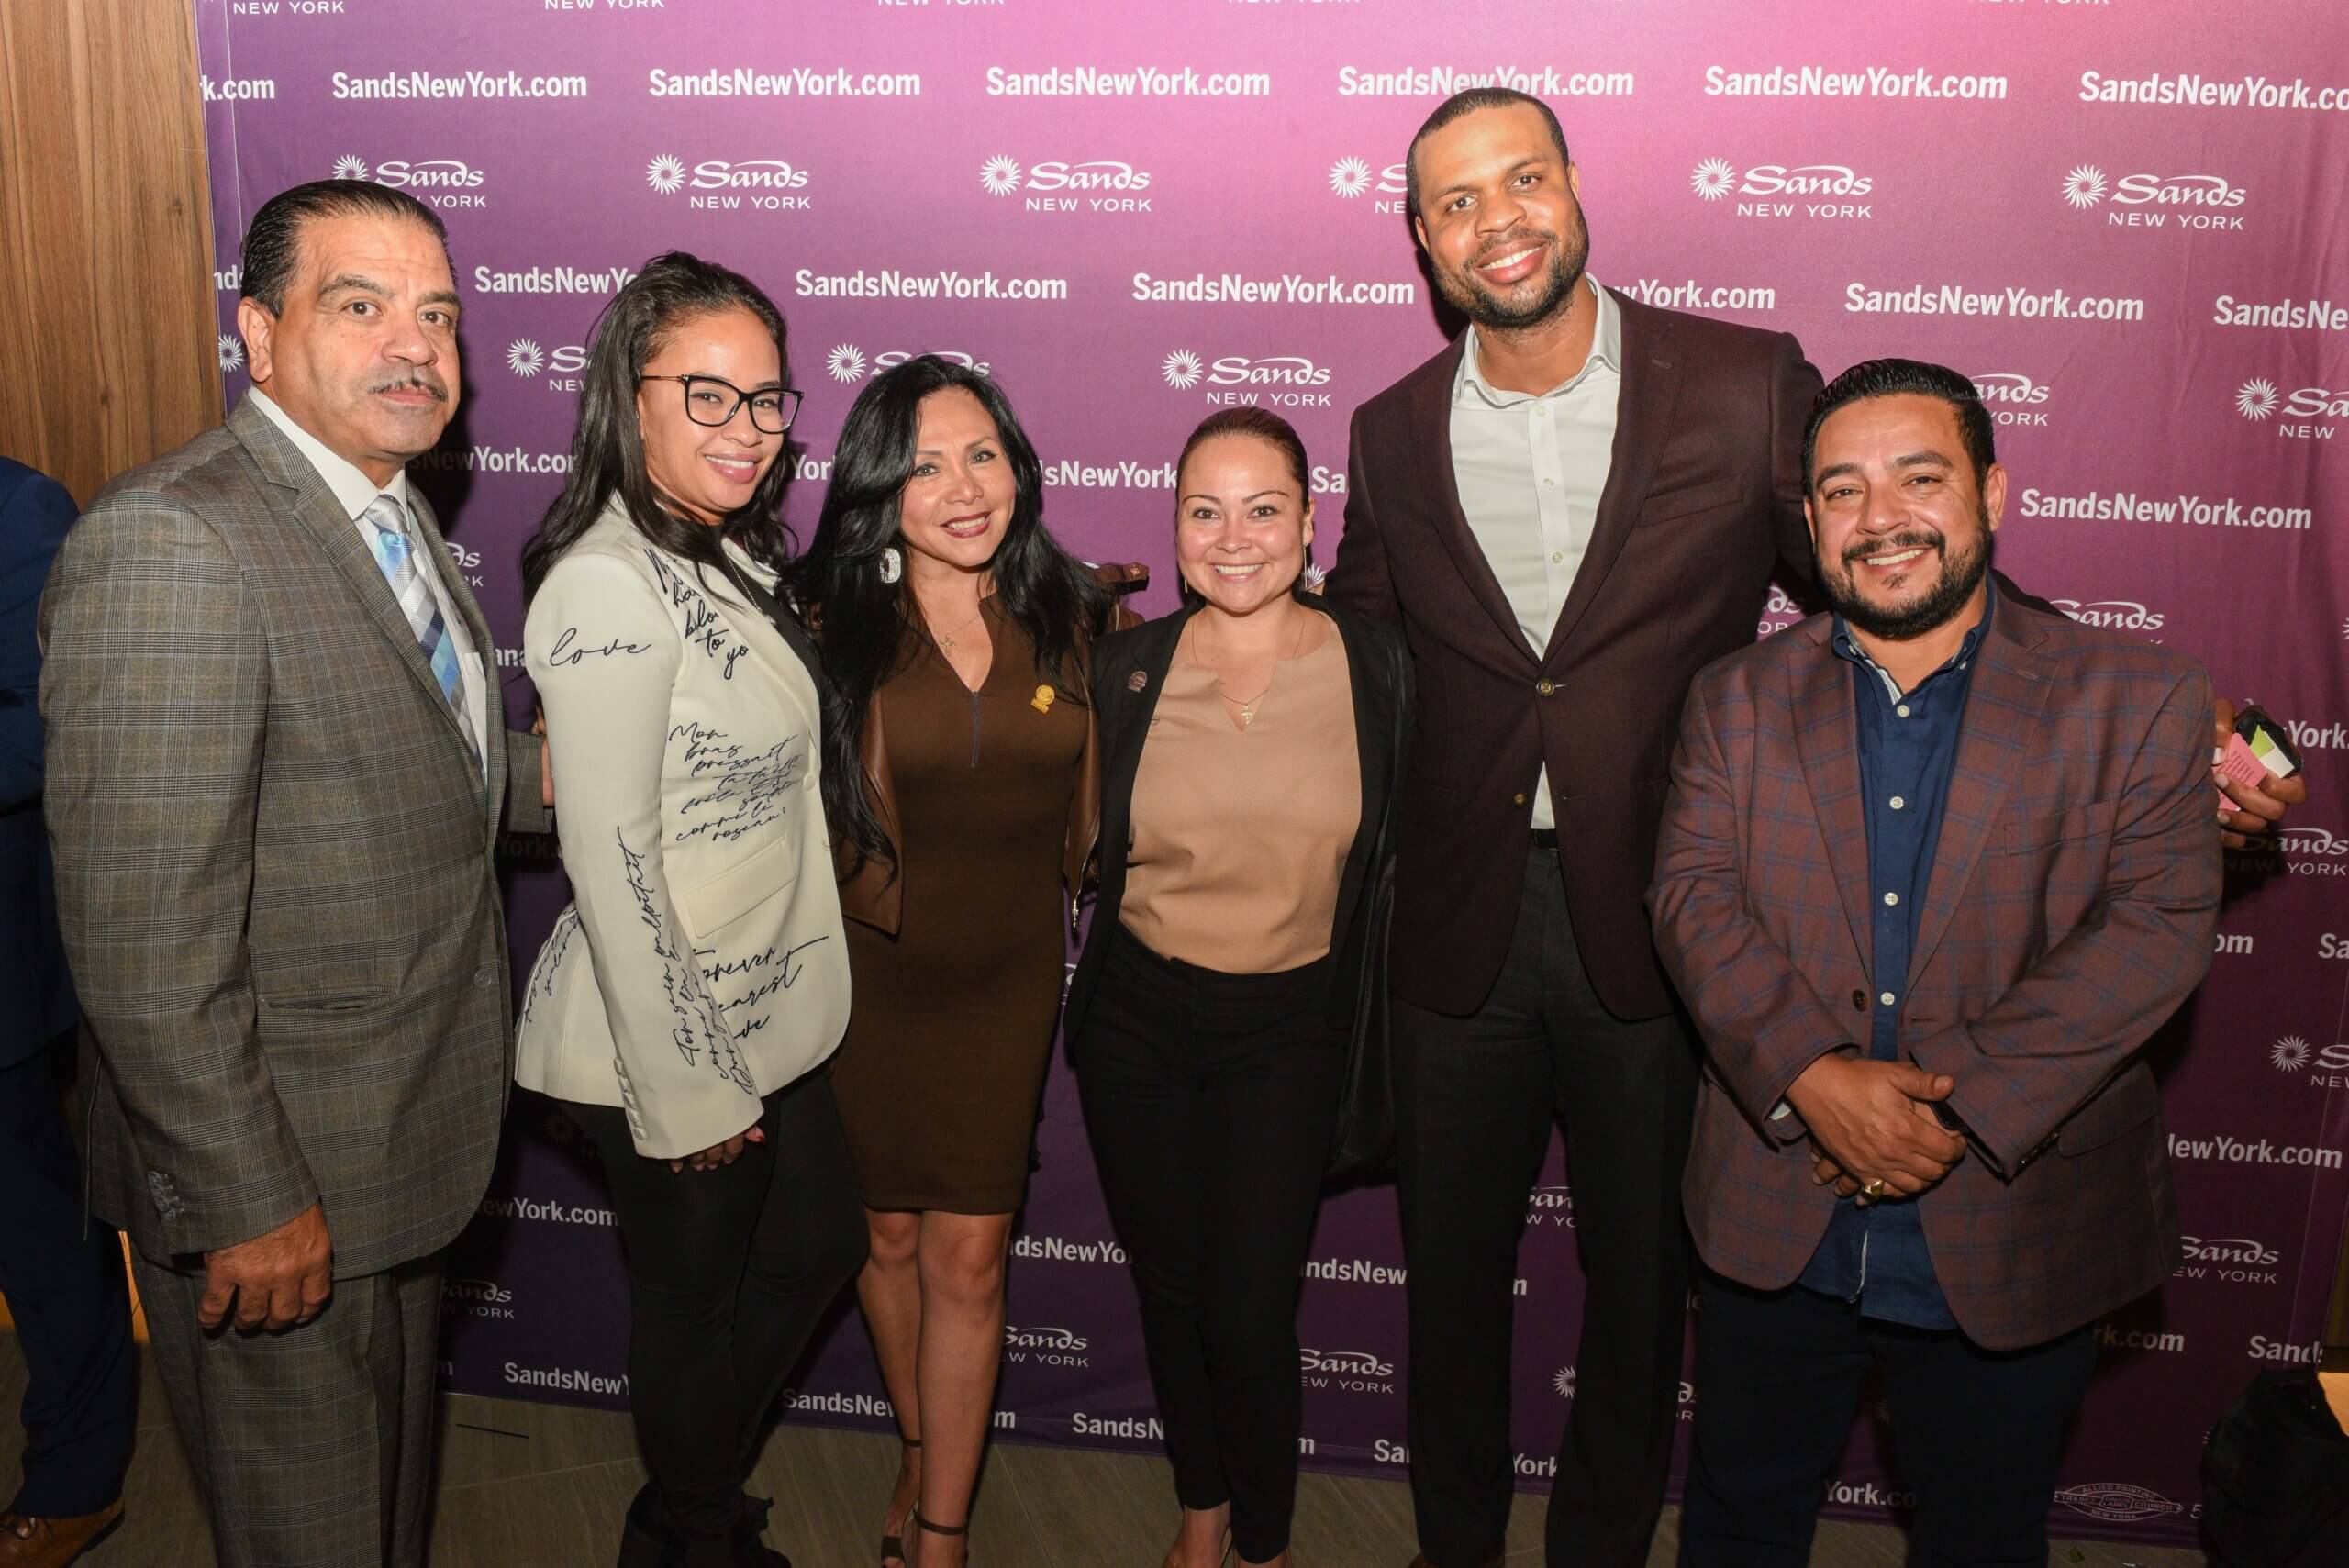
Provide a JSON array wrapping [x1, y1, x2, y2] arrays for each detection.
[[789, 356, 1125, 1568]]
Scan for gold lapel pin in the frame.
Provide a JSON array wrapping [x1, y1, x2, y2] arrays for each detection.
[[1031, 684, 1056, 714]]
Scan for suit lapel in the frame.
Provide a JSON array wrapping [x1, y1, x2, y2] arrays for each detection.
[[1545, 296, 1678, 659], [1790, 621, 1875, 964], [1327, 603, 1389, 838], [1407, 338, 1531, 660], [229, 401, 479, 762], [1906, 607, 2054, 987]]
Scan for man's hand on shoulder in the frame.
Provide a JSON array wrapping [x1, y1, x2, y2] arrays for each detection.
[[2214, 695, 2308, 849], [1785, 1053, 1965, 1201], [200, 1201, 333, 1332]]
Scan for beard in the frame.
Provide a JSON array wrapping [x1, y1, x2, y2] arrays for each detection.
[[1819, 509, 1993, 641], [1432, 201, 1591, 332]]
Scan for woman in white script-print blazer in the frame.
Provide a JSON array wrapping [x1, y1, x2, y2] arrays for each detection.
[[511, 253, 863, 1568], [517, 495, 850, 1155]]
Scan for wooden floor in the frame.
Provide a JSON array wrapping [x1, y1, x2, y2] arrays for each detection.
[[0, 1327, 2202, 1567]]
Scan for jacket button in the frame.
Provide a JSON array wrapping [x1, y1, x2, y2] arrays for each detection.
[[1851, 989, 1866, 1012], [475, 966, 495, 987], [1513, 792, 1529, 806], [1535, 678, 1556, 696]]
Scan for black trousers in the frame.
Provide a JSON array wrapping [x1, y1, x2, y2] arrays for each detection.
[[0, 1040, 135, 1519], [1074, 929, 1346, 1564], [568, 1071, 867, 1541], [1396, 849, 1699, 1568], [1678, 1271, 2099, 1568]]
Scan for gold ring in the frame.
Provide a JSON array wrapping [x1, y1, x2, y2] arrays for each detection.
[[1862, 1178, 1887, 1199]]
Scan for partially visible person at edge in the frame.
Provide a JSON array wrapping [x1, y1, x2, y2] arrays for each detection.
[[1, 456, 134, 1568], [787, 354, 1140, 1568], [515, 251, 863, 1568], [40, 179, 551, 1568], [1322, 88, 2309, 1568], [1063, 408, 1413, 1568], [1652, 358, 2221, 1566]]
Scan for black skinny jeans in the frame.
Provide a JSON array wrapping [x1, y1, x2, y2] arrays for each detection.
[[1074, 928, 1347, 1563], [567, 1071, 867, 1541]]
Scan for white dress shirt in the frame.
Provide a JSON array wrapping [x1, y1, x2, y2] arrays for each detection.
[[1447, 274, 1623, 831], [247, 391, 489, 770]]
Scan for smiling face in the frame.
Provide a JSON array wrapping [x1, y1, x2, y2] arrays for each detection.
[[1411, 103, 1589, 332], [1174, 432, 1315, 617], [1807, 393, 2006, 640], [633, 307, 785, 527], [236, 210, 462, 485], [896, 386, 1017, 574]]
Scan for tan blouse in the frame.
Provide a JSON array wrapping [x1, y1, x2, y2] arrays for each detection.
[[1119, 617, 1361, 973]]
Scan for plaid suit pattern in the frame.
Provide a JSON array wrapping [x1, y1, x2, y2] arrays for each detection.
[[1652, 595, 2219, 1351]]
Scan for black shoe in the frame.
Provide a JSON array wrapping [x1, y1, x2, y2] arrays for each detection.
[[732, 1496, 790, 1568], [618, 1484, 680, 1568]]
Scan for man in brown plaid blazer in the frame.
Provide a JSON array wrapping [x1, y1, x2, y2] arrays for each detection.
[[1651, 360, 2221, 1568], [39, 182, 549, 1568]]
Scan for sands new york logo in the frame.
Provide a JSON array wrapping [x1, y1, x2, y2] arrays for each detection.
[[330, 154, 486, 208], [1299, 1348, 1396, 1395], [822, 346, 992, 384], [2234, 377, 2343, 441], [1161, 350, 1334, 407], [2054, 1484, 2185, 1526], [1002, 1325, 1089, 1367], [1328, 156, 1408, 213], [506, 338, 589, 391], [644, 154, 810, 211], [2269, 1032, 2349, 1082], [1969, 372, 2053, 427], [2060, 165, 2247, 231], [217, 334, 246, 374], [978, 155, 1152, 214], [1690, 157, 1874, 219]]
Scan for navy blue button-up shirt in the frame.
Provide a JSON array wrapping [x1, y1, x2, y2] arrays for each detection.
[[1797, 585, 1993, 1329]]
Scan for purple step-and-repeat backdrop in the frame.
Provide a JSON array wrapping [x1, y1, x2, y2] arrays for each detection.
[[192, 0, 2348, 1547]]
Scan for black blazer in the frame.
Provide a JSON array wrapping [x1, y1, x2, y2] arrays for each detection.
[[1063, 595, 1413, 1051], [0, 458, 80, 1065]]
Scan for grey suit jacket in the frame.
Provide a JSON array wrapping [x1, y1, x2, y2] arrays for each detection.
[[39, 395, 550, 1277]]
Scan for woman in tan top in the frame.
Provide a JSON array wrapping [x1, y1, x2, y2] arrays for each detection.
[[1063, 409, 1413, 1568]]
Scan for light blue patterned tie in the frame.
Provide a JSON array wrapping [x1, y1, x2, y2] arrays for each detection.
[[362, 494, 467, 726]]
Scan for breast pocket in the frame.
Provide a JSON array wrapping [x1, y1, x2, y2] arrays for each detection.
[[1991, 800, 2119, 856], [1636, 474, 1745, 527]]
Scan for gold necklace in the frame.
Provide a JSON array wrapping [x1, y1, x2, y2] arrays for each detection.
[[1199, 612, 1308, 731]]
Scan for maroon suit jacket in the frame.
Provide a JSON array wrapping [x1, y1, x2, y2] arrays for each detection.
[[1327, 293, 1820, 1018], [1651, 595, 2220, 1350]]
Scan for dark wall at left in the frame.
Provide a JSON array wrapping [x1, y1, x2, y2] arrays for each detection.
[[0, 0, 219, 507]]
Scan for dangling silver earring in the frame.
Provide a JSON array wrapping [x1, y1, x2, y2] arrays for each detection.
[[878, 547, 903, 584]]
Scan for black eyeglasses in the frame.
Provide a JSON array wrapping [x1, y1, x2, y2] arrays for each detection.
[[640, 374, 802, 434]]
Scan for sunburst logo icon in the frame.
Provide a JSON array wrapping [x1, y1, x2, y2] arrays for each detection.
[[826, 344, 867, 384], [217, 334, 244, 373], [1553, 1365, 1576, 1399], [2271, 1036, 2312, 1072], [1329, 157, 1373, 198], [2236, 379, 2280, 420], [507, 339, 545, 377], [1691, 158, 1737, 201], [1162, 350, 1204, 389], [333, 155, 369, 181], [2062, 165, 2108, 208], [646, 155, 685, 195], [980, 155, 1023, 196]]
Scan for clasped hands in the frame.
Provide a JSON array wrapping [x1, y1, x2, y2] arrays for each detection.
[[1786, 1052, 1966, 1207]]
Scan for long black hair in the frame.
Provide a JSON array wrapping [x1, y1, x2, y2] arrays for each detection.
[[519, 251, 795, 605], [788, 355, 1110, 879]]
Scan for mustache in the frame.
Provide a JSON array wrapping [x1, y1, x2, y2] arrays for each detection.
[[366, 372, 449, 402], [1842, 530, 1942, 566]]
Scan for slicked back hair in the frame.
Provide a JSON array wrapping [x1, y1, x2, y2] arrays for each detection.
[[1405, 88, 1571, 221], [1802, 358, 1998, 492], [240, 179, 451, 316]]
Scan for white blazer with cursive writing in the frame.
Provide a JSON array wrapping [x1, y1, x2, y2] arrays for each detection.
[[516, 502, 849, 1157]]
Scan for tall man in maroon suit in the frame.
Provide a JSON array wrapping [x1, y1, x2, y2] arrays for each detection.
[[1651, 359, 2220, 1566], [1325, 90, 2296, 1568]]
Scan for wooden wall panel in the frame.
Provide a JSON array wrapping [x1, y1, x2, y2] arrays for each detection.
[[0, 0, 219, 508]]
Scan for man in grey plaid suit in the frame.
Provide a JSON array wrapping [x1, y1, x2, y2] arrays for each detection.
[[39, 180, 550, 1568]]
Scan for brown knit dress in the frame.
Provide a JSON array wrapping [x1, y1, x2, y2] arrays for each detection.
[[828, 596, 1088, 1213]]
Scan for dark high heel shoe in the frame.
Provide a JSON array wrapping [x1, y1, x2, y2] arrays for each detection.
[[879, 1434, 922, 1567], [909, 1511, 968, 1567]]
